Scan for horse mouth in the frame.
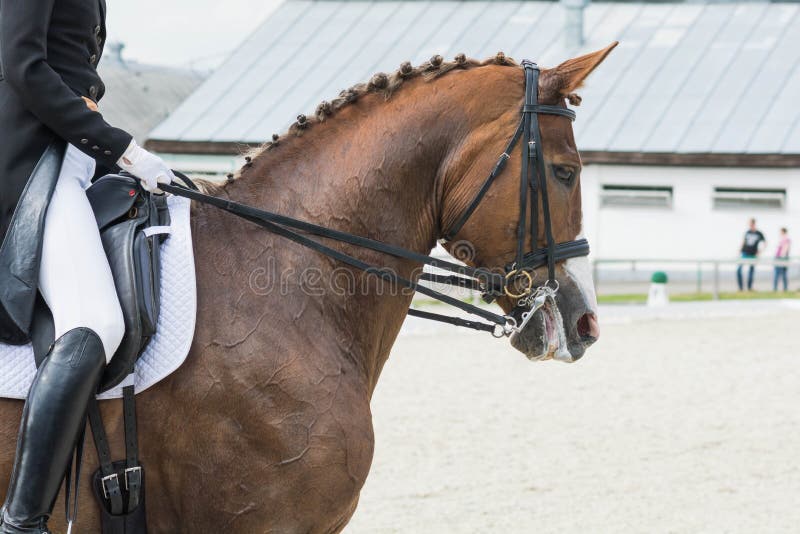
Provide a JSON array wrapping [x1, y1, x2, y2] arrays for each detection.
[[509, 299, 598, 362]]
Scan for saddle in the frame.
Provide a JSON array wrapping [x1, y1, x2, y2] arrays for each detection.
[[31, 173, 170, 392]]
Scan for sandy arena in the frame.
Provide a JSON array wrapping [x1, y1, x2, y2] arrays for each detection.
[[347, 300, 800, 533]]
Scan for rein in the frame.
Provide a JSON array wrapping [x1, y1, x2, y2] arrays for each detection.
[[162, 60, 589, 337], [161, 179, 516, 337]]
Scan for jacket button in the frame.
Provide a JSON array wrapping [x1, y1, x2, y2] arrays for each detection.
[[80, 138, 88, 144], [89, 54, 97, 64], [104, 150, 112, 156], [89, 86, 98, 99], [92, 145, 100, 151], [94, 25, 101, 36]]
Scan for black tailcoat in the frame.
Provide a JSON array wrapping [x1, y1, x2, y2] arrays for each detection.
[[0, 0, 133, 343]]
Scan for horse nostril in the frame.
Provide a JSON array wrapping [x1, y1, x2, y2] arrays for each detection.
[[576, 312, 600, 342]]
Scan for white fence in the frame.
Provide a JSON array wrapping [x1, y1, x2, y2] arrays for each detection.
[[593, 257, 798, 298]]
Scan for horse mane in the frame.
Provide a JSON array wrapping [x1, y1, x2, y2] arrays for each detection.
[[192, 52, 519, 192], [293, 51, 518, 137]]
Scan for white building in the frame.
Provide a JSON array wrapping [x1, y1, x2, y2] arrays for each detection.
[[145, 0, 800, 266], [583, 165, 799, 261]]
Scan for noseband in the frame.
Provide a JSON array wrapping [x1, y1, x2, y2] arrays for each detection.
[[161, 61, 590, 337], [444, 61, 590, 302]]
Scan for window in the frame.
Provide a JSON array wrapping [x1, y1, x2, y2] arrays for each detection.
[[712, 188, 785, 210], [600, 185, 673, 209]]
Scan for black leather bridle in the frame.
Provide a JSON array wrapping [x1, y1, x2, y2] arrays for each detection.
[[161, 60, 590, 337], [444, 60, 589, 302]]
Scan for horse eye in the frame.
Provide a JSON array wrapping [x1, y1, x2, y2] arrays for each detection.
[[553, 165, 575, 184]]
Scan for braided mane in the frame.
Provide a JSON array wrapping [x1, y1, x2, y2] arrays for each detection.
[[241, 52, 520, 166]]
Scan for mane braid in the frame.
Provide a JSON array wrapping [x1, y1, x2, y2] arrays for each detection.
[[233, 52, 519, 184]]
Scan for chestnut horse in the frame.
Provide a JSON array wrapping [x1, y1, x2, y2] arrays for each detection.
[[0, 44, 615, 532]]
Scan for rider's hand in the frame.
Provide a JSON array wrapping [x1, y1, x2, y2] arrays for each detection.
[[117, 139, 174, 193], [82, 97, 99, 112]]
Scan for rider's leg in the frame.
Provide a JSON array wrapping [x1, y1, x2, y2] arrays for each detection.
[[1, 329, 106, 534], [1, 145, 124, 534], [38, 145, 125, 358]]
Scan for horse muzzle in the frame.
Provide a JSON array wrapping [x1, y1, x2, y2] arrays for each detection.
[[508, 257, 600, 362]]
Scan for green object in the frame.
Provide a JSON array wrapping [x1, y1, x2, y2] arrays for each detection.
[[651, 271, 668, 284]]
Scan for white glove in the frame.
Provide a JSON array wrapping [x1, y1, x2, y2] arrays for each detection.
[[117, 139, 175, 193]]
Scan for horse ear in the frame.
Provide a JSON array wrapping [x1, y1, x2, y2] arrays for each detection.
[[543, 41, 618, 96]]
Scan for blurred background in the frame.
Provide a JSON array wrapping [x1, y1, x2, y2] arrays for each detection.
[[101, 1, 799, 532]]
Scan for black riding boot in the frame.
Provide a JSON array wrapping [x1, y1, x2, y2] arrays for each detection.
[[0, 328, 106, 534]]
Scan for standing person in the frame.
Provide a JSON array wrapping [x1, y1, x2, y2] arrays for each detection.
[[0, 1, 175, 532], [736, 218, 766, 291], [773, 228, 791, 292]]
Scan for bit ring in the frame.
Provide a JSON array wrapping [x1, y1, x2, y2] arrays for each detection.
[[503, 269, 534, 299]]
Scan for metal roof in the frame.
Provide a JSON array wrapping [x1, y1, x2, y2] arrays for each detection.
[[148, 1, 800, 157], [99, 46, 206, 144]]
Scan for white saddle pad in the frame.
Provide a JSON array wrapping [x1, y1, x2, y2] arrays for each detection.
[[0, 195, 196, 400]]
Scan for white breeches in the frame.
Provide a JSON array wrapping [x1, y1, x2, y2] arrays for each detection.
[[38, 144, 124, 361]]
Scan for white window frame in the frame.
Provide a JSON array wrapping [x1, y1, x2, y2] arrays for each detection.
[[712, 188, 785, 210], [600, 185, 673, 209]]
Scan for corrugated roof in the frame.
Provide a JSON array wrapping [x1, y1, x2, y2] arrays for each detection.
[[148, 1, 800, 155], [99, 47, 206, 143]]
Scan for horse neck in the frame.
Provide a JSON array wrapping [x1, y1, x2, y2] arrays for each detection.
[[231, 85, 484, 244], [217, 73, 503, 391]]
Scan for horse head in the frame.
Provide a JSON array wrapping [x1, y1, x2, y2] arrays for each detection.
[[441, 43, 617, 362]]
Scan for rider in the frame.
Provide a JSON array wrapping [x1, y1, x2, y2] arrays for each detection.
[[0, 1, 173, 532]]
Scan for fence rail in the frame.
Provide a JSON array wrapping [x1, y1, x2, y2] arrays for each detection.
[[592, 257, 797, 299]]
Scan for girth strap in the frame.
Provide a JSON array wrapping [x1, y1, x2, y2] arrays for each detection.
[[123, 386, 142, 512], [88, 382, 142, 517], [88, 400, 124, 516]]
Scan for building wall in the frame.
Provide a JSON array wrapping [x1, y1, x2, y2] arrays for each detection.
[[581, 164, 799, 261], [161, 148, 798, 265], [159, 153, 243, 180]]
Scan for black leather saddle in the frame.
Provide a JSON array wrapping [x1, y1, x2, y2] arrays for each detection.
[[32, 174, 170, 393]]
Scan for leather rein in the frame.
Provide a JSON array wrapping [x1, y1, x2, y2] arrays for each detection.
[[161, 61, 589, 338]]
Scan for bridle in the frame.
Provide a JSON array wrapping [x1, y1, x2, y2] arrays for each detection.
[[160, 60, 590, 338], [444, 60, 589, 304]]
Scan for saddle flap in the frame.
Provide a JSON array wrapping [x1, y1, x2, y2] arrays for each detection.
[[87, 175, 141, 232], [84, 173, 171, 392]]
